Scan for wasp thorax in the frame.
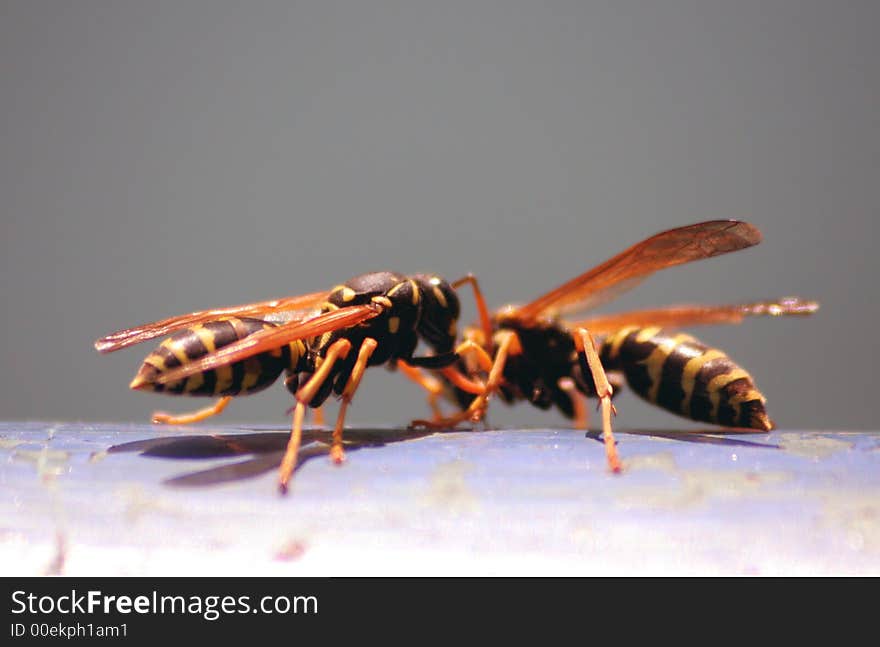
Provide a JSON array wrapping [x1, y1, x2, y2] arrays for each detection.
[[317, 273, 425, 362], [413, 274, 461, 353], [328, 272, 407, 308]]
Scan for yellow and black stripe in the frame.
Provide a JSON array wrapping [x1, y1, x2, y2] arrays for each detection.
[[130, 317, 306, 397], [600, 327, 772, 430]]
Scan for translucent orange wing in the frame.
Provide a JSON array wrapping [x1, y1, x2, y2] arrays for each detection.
[[573, 297, 819, 335], [155, 304, 380, 385], [94, 291, 329, 353], [513, 221, 763, 322]]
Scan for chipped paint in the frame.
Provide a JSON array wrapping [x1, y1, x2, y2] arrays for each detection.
[[778, 433, 853, 460], [12, 447, 70, 482], [622, 451, 678, 473], [89, 449, 108, 463], [618, 451, 790, 510], [117, 485, 186, 524], [422, 460, 478, 513], [274, 539, 308, 562], [817, 492, 880, 554]]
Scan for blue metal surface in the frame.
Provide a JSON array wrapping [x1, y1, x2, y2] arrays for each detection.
[[1, 421, 878, 575]]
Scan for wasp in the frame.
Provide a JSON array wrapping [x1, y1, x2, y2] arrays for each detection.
[[95, 271, 491, 492], [413, 221, 818, 472]]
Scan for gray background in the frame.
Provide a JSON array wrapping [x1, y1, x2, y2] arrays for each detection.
[[1, 0, 876, 430]]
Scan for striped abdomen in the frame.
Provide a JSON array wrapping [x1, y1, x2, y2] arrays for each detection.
[[599, 327, 773, 430], [130, 317, 306, 397]]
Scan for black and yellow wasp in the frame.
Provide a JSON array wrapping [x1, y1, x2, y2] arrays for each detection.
[[95, 272, 488, 492], [413, 221, 818, 472]]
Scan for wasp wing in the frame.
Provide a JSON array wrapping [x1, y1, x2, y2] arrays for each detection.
[[572, 297, 818, 335], [154, 304, 380, 385], [513, 220, 763, 322], [95, 291, 329, 353]]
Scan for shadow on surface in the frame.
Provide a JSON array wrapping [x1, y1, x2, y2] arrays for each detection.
[[592, 427, 781, 449], [106, 424, 779, 488], [108, 427, 439, 487]]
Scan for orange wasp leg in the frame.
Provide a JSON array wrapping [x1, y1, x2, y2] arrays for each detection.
[[151, 396, 232, 425], [330, 337, 378, 464], [397, 362, 446, 420], [312, 407, 326, 427], [573, 327, 621, 473], [451, 274, 494, 351], [412, 330, 521, 429], [278, 339, 352, 494], [420, 338, 493, 410], [431, 337, 494, 403], [453, 339, 494, 374], [437, 365, 486, 395], [398, 359, 486, 424]]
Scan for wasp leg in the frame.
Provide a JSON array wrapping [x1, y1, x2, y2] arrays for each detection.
[[330, 338, 378, 464], [278, 339, 352, 494], [283, 403, 326, 426], [412, 330, 521, 429], [451, 274, 494, 351], [151, 396, 232, 425], [398, 358, 486, 422], [397, 362, 446, 420], [453, 339, 494, 374], [422, 338, 493, 406], [573, 327, 621, 473], [406, 332, 503, 429], [437, 365, 486, 395], [558, 377, 589, 430]]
